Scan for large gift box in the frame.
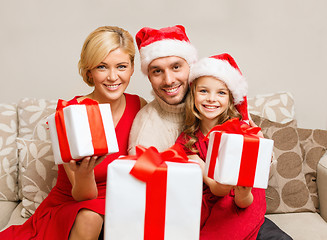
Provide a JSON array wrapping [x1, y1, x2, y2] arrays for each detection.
[[105, 145, 203, 240], [205, 118, 274, 189], [47, 99, 119, 164]]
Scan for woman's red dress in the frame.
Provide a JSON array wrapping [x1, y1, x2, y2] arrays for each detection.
[[0, 93, 141, 240]]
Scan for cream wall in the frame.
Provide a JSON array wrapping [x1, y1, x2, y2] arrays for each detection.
[[0, 0, 326, 129]]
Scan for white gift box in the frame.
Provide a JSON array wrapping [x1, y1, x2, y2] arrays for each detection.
[[205, 131, 274, 189], [47, 103, 118, 164], [105, 159, 203, 240]]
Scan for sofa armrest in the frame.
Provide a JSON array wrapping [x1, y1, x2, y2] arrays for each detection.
[[317, 153, 327, 222]]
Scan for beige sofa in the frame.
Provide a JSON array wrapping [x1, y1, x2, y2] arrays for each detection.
[[0, 92, 326, 239]]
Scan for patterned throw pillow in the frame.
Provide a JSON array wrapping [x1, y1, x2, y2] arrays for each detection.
[[0, 103, 19, 201], [297, 128, 327, 211], [248, 92, 295, 123], [16, 138, 58, 218], [251, 114, 316, 214], [17, 98, 57, 200], [17, 98, 57, 140]]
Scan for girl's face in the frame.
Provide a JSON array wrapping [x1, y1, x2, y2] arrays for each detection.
[[194, 76, 230, 122], [87, 48, 134, 103]]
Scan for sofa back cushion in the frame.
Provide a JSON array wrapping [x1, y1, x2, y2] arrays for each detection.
[[248, 92, 295, 123], [17, 138, 57, 217], [297, 128, 327, 211], [17, 98, 57, 140], [17, 98, 57, 201], [251, 114, 316, 214], [0, 103, 19, 202]]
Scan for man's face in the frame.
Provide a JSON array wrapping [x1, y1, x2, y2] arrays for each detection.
[[148, 56, 190, 105]]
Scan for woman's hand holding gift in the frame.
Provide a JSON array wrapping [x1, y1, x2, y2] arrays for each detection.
[[64, 155, 107, 201]]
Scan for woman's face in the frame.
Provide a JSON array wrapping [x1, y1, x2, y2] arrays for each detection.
[[194, 76, 230, 123], [88, 48, 134, 103]]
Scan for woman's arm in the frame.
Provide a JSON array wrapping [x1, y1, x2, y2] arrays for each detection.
[[188, 154, 233, 196], [63, 155, 106, 201]]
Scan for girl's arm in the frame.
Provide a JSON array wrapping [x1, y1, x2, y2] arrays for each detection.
[[188, 154, 233, 196], [234, 186, 254, 208], [63, 155, 106, 201]]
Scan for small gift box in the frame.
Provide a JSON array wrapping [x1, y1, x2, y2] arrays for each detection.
[[47, 99, 118, 164], [205, 118, 274, 189], [105, 144, 202, 240]]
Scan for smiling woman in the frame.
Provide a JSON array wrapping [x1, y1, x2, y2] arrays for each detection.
[[0, 26, 147, 240], [86, 48, 134, 108]]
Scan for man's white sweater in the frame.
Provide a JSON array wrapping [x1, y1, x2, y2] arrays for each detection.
[[128, 93, 185, 155]]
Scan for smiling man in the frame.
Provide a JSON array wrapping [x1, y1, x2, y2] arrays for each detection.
[[128, 25, 197, 154], [128, 25, 292, 240]]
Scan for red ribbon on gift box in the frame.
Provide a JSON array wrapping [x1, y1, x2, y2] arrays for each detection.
[[205, 118, 261, 187], [124, 144, 190, 240], [55, 98, 108, 162]]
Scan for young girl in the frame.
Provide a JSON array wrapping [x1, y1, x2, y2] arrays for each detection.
[[176, 53, 266, 240], [0, 26, 146, 240]]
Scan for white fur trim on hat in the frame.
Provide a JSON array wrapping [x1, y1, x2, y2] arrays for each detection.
[[189, 57, 248, 105], [139, 39, 198, 75]]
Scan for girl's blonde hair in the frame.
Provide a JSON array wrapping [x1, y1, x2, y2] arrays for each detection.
[[78, 26, 135, 86], [183, 77, 242, 152]]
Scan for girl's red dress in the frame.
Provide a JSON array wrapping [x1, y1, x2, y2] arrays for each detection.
[[176, 129, 266, 240], [0, 93, 141, 240]]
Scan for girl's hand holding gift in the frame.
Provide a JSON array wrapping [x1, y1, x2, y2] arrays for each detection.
[[207, 179, 233, 197], [234, 186, 254, 208], [249, 119, 264, 138], [189, 154, 233, 196]]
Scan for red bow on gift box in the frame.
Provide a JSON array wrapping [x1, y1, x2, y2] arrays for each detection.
[[56, 98, 99, 109], [129, 144, 189, 182], [204, 117, 261, 140]]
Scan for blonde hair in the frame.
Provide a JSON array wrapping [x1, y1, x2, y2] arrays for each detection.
[[183, 77, 242, 152], [78, 26, 135, 86]]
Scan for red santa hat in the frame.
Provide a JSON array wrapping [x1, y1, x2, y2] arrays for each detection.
[[189, 53, 250, 122], [135, 25, 198, 75]]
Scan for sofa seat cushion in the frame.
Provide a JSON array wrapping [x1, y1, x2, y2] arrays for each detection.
[[0, 201, 19, 230], [266, 212, 327, 240], [0, 202, 28, 231]]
